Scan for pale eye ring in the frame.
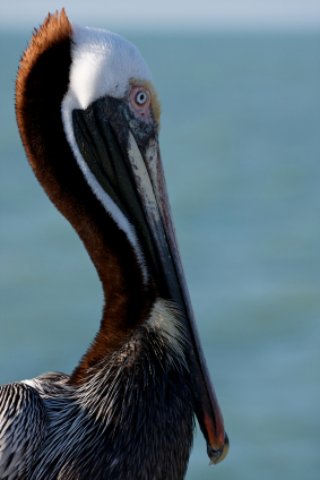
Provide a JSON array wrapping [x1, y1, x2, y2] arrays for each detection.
[[134, 89, 149, 106]]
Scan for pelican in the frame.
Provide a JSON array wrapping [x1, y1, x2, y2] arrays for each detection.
[[0, 10, 228, 480]]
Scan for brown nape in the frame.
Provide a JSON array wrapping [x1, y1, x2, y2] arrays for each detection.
[[15, 10, 155, 384]]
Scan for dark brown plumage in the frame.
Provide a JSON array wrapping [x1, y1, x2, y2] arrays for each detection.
[[0, 10, 228, 479]]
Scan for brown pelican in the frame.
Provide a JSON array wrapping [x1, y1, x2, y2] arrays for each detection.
[[0, 10, 228, 480]]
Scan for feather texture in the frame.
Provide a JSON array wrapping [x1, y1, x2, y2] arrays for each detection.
[[0, 321, 194, 479], [0, 383, 47, 479]]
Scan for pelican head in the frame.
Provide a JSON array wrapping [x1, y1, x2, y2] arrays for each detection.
[[15, 10, 228, 478]]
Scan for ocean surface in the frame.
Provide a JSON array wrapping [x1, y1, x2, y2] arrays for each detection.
[[1, 29, 319, 479]]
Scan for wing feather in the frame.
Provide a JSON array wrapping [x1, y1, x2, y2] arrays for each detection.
[[0, 383, 47, 479]]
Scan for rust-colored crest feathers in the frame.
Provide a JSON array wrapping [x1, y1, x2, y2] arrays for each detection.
[[16, 9, 72, 107]]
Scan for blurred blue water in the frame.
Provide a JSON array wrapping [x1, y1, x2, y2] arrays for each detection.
[[1, 29, 320, 479]]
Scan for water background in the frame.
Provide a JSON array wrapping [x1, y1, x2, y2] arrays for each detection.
[[1, 29, 319, 479]]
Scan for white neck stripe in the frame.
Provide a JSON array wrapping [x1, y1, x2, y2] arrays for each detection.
[[61, 92, 149, 284]]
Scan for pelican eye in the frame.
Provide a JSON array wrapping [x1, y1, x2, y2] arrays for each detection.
[[135, 90, 149, 106], [130, 86, 151, 112]]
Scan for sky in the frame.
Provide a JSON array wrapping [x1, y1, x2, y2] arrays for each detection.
[[0, 0, 320, 31]]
